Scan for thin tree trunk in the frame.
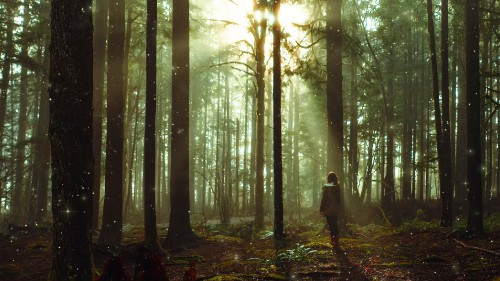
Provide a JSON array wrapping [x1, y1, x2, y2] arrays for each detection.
[[144, 0, 160, 249], [121, 6, 134, 223], [273, 0, 284, 238], [450, 24, 457, 203], [440, 0, 453, 226], [383, 49, 397, 225], [250, 90, 256, 212], [286, 82, 294, 218], [99, 0, 126, 249], [402, 30, 412, 202], [293, 89, 300, 219], [349, 48, 359, 206], [242, 75, 250, 214], [455, 57, 467, 212], [124, 95, 139, 221], [254, 0, 268, 230], [202, 83, 209, 216], [92, 0, 109, 232], [235, 119, 240, 214], [426, 0, 452, 226]]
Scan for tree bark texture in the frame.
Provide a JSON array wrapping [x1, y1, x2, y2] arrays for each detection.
[[92, 0, 108, 232], [49, 0, 94, 278], [465, 0, 483, 235], [273, 0, 284, 239], [0, 3, 14, 216], [326, 0, 343, 178], [426, 0, 452, 226], [165, 0, 197, 247], [144, 0, 159, 248], [254, 0, 267, 230], [99, 0, 125, 249]]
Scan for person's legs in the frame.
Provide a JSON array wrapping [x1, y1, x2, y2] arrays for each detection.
[[326, 216, 339, 247]]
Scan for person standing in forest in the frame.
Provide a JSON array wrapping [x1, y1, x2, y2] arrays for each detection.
[[320, 172, 341, 247]]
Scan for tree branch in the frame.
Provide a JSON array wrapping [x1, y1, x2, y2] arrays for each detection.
[[454, 239, 500, 257]]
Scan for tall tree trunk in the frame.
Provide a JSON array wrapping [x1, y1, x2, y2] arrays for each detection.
[[293, 89, 300, 218], [250, 91, 256, 212], [124, 100, 139, 221], [417, 24, 426, 203], [0, 3, 14, 214], [273, 0, 284, 239], [286, 82, 294, 217], [440, 0, 453, 226], [265, 81, 273, 213], [326, 0, 343, 177], [383, 49, 397, 225], [225, 70, 232, 223], [480, 11, 492, 216], [242, 77, 249, 214], [165, 0, 197, 247], [99, 0, 126, 249], [349, 48, 359, 206], [455, 58, 467, 213], [92, 0, 109, 232], [450, 24, 457, 204], [254, 0, 268, 230], [465, 0, 483, 235], [426, 0, 452, 226], [49, 0, 93, 278], [202, 82, 209, 216], [235, 119, 240, 213], [402, 29, 412, 202], [122, 6, 134, 223], [144, 0, 160, 250]]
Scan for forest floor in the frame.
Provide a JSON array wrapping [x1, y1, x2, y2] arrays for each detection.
[[1, 214, 500, 281]]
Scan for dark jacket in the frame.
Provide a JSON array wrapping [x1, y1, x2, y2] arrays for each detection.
[[320, 183, 341, 217]]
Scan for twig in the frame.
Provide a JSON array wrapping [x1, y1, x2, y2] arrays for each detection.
[[453, 239, 500, 258]]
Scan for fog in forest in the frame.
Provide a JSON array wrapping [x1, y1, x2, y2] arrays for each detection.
[[0, 0, 499, 279]]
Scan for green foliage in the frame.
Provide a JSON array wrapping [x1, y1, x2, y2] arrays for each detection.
[[276, 243, 318, 263], [193, 221, 257, 240], [353, 224, 398, 239], [303, 241, 332, 251], [205, 275, 243, 281], [485, 213, 500, 232], [398, 220, 440, 234], [168, 255, 206, 265], [451, 213, 500, 235]]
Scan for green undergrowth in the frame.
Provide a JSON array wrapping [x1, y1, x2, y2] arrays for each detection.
[[193, 221, 256, 240], [485, 213, 500, 232], [398, 220, 441, 233], [202, 273, 286, 281], [276, 243, 318, 263], [352, 223, 398, 239]]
